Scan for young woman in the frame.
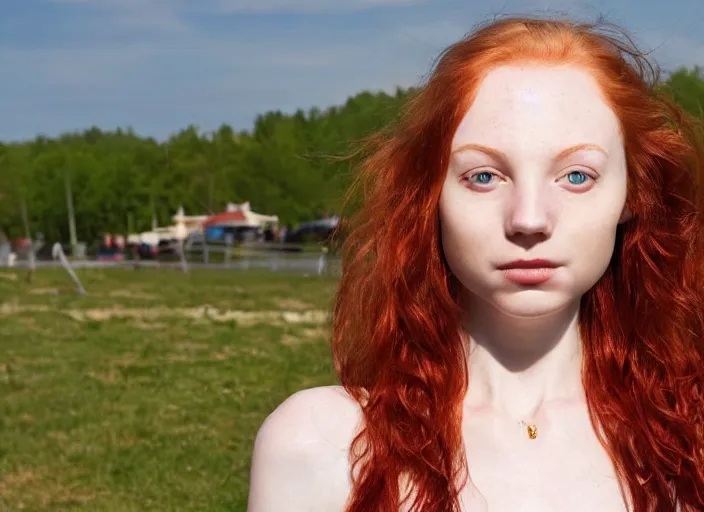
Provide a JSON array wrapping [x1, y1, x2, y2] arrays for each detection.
[[247, 16, 704, 512]]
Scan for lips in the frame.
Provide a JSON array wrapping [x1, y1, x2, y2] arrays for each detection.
[[496, 259, 559, 285], [496, 259, 559, 270]]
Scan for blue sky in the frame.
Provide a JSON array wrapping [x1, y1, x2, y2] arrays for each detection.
[[1, 0, 703, 142]]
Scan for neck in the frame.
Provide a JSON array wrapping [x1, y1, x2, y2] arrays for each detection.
[[462, 296, 584, 421]]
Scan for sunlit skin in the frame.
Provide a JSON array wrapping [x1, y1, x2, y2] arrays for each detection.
[[441, 65, 629, 321], [247, 65, 631, 512], [439, 65, 630, 511]]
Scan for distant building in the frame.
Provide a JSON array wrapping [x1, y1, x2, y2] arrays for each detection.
[[203, 202, 279, 243], [126, 202, 279, 246]]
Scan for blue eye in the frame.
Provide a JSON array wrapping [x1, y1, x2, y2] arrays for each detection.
[[472, 171, 495, 184], [567, 171, 589, 185]]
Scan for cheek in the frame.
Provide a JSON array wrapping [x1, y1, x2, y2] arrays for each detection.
[[560, 202, 623, 289], [568, 217, 619, 267], [438, 191, 499, 268], [441, 220, 492, 259], [563, 185, 625, 240]]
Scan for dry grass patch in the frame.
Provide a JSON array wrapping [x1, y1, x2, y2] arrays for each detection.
[[0, 302, 50, 315], [175, 342, 210, 352], [276, 298, 313, 310], [302, 326, 330, 339], [62, 305, 329, 325], [108, 289, 159, 300], [131, 319, 168, 330], [1, 301, 330, 328], [86, 369, 120, 384], [47, 431, 70, 442], [0, 466, 100, 509], [0, 468, 38, 495], [280, 327, 329, 346], [12, 316, 55, 335], [112, 352, 140, 367], [28, 287, 59, 295], [280, 333, 302, 345]]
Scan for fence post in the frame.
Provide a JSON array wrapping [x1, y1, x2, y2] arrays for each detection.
[[317, 246, 328, 276], [52, 242, 87, 295]]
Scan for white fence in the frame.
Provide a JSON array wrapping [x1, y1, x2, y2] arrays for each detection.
[[3, 240, 341, 278]]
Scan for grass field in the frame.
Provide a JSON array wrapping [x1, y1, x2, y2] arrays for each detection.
[[0, 267, 340, 511]]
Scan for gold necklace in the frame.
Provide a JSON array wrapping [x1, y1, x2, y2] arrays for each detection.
[[519, 420, 538, 440]]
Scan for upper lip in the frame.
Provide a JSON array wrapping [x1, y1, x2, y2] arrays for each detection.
[[496, 259, 559, 270]]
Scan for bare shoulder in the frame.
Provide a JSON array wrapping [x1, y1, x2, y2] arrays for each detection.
[[247, 386, 363, 512], [258, 385, 361, 445]]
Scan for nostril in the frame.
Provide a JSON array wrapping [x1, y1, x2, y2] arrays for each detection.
[[506, 232, 549, 250]]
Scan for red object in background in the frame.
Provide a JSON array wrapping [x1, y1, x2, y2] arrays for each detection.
[[203, 210, 247, 227]]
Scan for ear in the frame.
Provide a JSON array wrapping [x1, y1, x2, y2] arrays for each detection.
[[618, 204, 632, 224]]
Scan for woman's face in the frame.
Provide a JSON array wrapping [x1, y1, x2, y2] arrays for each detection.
[[439, 65, 629, 318]]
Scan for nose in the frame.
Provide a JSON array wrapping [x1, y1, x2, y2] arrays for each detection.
[[505, 181, 553, 245]]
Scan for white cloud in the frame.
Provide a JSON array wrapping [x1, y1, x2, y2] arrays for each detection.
[[10, 0, 704, 142], [0, 12, 432, 140]]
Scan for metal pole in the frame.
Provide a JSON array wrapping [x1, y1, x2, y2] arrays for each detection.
[[65, 171, 78, 256]]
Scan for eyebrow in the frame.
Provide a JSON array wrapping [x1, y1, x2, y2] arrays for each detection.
[[450, 142, 608, 160]]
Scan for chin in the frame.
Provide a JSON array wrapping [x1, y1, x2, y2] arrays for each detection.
[[486, 289, 577, 319]]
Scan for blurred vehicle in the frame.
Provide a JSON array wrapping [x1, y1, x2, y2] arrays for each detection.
[[285, 216, 340, 244]]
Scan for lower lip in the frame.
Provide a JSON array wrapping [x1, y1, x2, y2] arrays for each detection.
[[500, 267, 556, 285]]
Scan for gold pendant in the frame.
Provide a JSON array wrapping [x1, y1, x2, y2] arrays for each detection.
[[526, 424, 538, 440], [519, 420, 538, 440]]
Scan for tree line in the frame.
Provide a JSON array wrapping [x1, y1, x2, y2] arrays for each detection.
[[1, 67, 703, 245]]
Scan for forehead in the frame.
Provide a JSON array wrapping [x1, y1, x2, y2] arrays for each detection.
[[451, 65, 623, 152]]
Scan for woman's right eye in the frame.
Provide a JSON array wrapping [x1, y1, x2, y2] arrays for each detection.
[[463, 170, 499, 188], [472, 171, 495, 184]]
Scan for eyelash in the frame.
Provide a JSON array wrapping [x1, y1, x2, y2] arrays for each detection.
[[463, 169, 597, 189]]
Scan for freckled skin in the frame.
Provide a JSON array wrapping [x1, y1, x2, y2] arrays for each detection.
[[441, 65, 628, 321], [247, 66, 631, 512]]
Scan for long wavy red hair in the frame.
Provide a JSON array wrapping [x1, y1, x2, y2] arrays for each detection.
[[331, 15, 704, 512]]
